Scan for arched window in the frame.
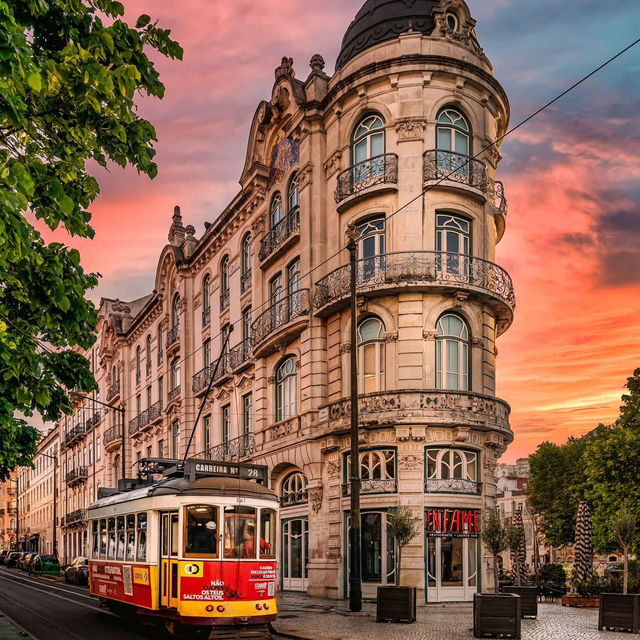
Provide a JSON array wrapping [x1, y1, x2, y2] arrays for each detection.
[[157, 325, 163, 364], [436, 212, 471, 276], [280, 472, 308, 506], [203, 338, 211, 369], [145, 335, 152, 376], [426, 448, 479, 493], [276, 356, 297, 422], [241, 234, 252, 294], [135, 346, 141, 384], [346, 449, 397, 494], [436, 314, 470, 391], [357, 215, 386, 280], [436, 107, 470, 155], [220, 257, 230, 311], [171, 294, 180, 328], [170, 357, 181, 390], [270, 193, 284, 229], [357, 317, 386, 394], [352, 113, 385, 165], [287, 174, 300, 226], [202, 274, 211, 315]]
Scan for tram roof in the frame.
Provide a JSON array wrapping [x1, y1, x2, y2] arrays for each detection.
[[88, 475, 278, 512]]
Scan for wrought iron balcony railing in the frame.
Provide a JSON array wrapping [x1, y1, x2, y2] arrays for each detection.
[[65, 509, 88, 525], [66, 467, 88, 485], [220, 290, 230, 312], [104, 424, 123, 447], [106, 379, 120, 403], [425, 477, 482, 495], [422, 149, 489, 192], [229, 338, 253, 370], [65, 424, 86, 446], [129, 410, 147, 436], [166, 324, 180, 349], [258, 209, 300, 262], [251, 289, 310, 348], [342, 478, 397, 496], [192, 353, 233, 395], [168, 385, 181, 403], [488, 179, 508, 218], [280, 490, 309, 507], [313, 251, 515, 311], [241, 269, 252, 294], [193, 433, 255, 463], [202, 306, 211, 327], [335, 153, 398, 204]]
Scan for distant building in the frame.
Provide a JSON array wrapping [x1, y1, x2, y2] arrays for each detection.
[[0, 473, 17, 551]]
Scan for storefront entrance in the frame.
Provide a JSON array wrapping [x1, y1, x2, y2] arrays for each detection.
[[281, 517, 308, 591], [425, 507, 480, 603]]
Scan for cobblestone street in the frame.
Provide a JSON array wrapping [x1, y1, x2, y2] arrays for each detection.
[[274, 595, 634, 640]]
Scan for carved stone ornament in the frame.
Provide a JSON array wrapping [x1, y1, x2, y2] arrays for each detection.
[[384, 331, 399, 343], [395, 119, 426, 141], [309, 54, 326, 75], [399, 454, 423, 471], [472, 337, 484, 348], [327, 461, 341, 476], [309, 487, 323, 513], [298, 164, 313, 189], [267, 375, 276, 385], [324, 150, 342, 178], [251, 214, 266, 235], [422, 330, 438, 340], [339, 342, 351, 354]]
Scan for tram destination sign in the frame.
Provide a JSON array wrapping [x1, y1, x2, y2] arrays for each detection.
[[185, 459, 268, 484], [425, 508, 480, 538]]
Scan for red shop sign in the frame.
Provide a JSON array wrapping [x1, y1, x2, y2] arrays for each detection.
[[426, 508, 480, 536]]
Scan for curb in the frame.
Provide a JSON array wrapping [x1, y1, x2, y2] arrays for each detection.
[[0, 611, 34, 639]]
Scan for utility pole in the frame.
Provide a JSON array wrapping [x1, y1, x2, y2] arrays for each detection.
[[346, 224, 362, 612]]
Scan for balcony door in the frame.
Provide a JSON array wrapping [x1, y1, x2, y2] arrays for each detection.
[[357, 216, 385, 282], [436, 213, 470, 277], [270, 274, 284, 327], [281, 517, 308, 592], [352, 114, 385, 183]]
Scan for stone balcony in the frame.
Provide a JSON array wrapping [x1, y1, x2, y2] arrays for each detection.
[[65, 424, 86, 447], [166, 324, 180, 351], [259, 209, 300, 265], [104, 424, 123, 451], [319, 390, 512, 440], [192, 354, 233, 396], [129, 400, 163, 436], [251, 289, 310, 357], [65, 509, 88, 526], [313, 251, 515, 335], [106, 379, 120, 403], [342, 478, 398, 496], [334, 153, 398, 211], [424, 477, 482, 495], [422, 149, 489, 195], [66, 466, 88, 486]]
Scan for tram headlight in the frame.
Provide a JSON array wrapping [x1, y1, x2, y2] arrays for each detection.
[[256, 603, 263, 610], [206, 605, 214, 612], [217, 605, 225, 613]]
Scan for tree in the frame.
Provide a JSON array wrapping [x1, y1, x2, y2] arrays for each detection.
[[482, 508, 508, 594], [0, 0, 182, 479], [612, 511, 636, 595], [387, 506, 420, 585], [505, 514, 526, 586]]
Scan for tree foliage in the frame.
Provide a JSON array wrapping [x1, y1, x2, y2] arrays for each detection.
[[0, 0, 182, 479], [387, 506, 420, 585], [481, 508, 508, 594]]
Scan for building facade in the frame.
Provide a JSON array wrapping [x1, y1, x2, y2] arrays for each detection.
[[52, 0, 514, 601], [0, 473, 17, 551]]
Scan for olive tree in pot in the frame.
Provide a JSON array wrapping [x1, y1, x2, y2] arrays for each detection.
[[599, 510, 640, 633], [502, 515, 538, 618], [376, 506, 420, 623], [474, 509, 521, 639]]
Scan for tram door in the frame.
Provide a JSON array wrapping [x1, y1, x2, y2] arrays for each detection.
[[160, 512, 180, 608]]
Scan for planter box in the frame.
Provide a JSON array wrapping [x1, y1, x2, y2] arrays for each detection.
[[599, 593, 640, 634], [473, 593, 521, 639], [502, 586, 538, 618], [561, 595, 600, 608], [376, 586, 416, 623]]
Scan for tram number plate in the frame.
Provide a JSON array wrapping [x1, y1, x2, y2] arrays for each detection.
[[236, 497, 246, 504]]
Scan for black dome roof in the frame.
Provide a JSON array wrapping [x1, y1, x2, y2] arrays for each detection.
[[336, 0, 440, 71]]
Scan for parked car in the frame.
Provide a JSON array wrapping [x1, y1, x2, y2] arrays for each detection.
[[0, 549, 9, 564], [4, 551, 19, 567], [64, 556, 89, 585], [21, 553, 36, 571], [32, 555, 60, 576], [14, 552, 27, 569]]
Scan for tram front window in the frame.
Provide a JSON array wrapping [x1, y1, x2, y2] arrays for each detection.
[[224, 506, 257, 559], [185, 506, 219, 557]]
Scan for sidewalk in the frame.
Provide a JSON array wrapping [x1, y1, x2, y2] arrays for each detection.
[[272, 593, 633, 640], [0, 613, 32, 640]]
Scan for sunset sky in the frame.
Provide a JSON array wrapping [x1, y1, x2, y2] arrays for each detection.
[[47, 0, 640, 462]]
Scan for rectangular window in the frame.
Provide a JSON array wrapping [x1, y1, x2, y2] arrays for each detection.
[[97, 437, 101, 460], [99, 519, 107, 559], [147, 445, 152, 459], [137, 513, 147, 561], [116, 515, 125, 560], [126, 514, 136, 561], [89, 443, 93, 465], [184, 505, 219, 557], [146, 386, 152, 408], [204, 415, 211, 453], [92, 520, 99, 558], [158, 439, 164, 459], [107, 517, 116, 559], [224, 506, 256, 559], [222, 405, 231, 445], [158, 376, 164, 409], [242, 394, 253, 435], [259, 509, 276, 559], [172, 421, 180, 458]]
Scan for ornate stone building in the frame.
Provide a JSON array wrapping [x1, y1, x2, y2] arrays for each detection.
[[0, 473, 17, 551], [54, 0, 514, 602]]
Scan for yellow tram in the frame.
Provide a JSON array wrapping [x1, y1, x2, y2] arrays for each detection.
[[88, 459, 278, 639]]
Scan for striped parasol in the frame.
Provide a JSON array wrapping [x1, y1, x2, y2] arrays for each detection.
[[511, 510, 528, 585], [574, 500, 593, 583]]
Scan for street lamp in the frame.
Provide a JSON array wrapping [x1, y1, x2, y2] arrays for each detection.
[[346, 224, 362, 613]]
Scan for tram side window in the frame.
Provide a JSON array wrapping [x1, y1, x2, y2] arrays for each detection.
[[116, 516, 125, 560], [137, 512, 147, 562], [185, 506, 218, 557], [126, 514, 136, 561], [259, 509, 276, 559], [100, 519, 107, 559], [92, 520, 99, 558], [107, 517, 116, 560], [224, 506, 257, 559]]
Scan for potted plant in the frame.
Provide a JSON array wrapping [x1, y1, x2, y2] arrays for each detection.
[[502, 514, 538, 618], [474, 509, 521, 639], [599, 510, 640, 633], [376, 506, 419, 623]]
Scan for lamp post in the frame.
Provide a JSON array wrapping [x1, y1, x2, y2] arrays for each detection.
[[346, 224, 362, 612]]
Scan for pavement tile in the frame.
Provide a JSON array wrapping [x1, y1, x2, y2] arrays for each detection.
[[0, 614, 30, 639], [273, 594, 634, 640]]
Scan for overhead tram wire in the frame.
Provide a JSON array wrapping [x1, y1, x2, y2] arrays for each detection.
[[72, 36, 640, 417]]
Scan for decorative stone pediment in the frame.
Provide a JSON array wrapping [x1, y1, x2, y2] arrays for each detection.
[[395, 118, 426, 142]]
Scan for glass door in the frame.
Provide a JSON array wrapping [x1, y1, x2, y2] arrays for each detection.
[[281, 518, 308, 591], [160, 512, 180, 608], [357, 217, 385, 282], [436, 213, 470, 277], [426, 536, 478, 602]]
